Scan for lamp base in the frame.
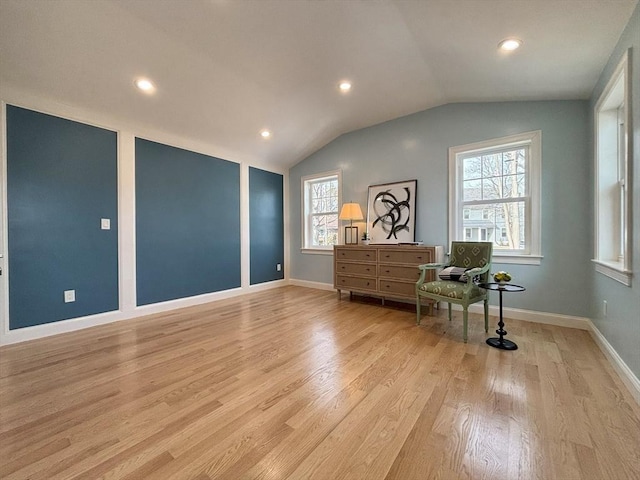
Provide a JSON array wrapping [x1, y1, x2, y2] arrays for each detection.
[[344, 226, 358, 245]]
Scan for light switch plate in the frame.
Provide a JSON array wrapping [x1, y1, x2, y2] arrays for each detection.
[[101, 218, 111, 230], [64, 290, 76, 303]]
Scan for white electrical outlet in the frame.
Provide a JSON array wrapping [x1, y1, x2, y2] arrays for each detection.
[[277, 263, 282, 271], [603, 300, 607, 318], [64, 290, 76, 303], [101, 218, 111, 230]]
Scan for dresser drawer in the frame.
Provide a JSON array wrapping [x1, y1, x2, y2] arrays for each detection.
[[378, 279, 416, 297], [378, 249, 432, 265], [335, 247, 377, 262], [336, 262, 376, 277], [378, 264, 421, 281], [336, 275, 377, 292]]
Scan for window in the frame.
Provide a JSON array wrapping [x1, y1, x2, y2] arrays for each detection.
[[465, 227, 472, 240], [449, 130, 542, 264], [593, 50, 632, 285], [301, 170, 341, 252]]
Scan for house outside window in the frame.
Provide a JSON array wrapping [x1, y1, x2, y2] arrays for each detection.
[[593, 50, 632, 285], [301, 170, 341, 253], [449, 131, 542, 264]]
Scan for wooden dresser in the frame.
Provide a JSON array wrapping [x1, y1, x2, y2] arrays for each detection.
[[334, 244, 444, 310]]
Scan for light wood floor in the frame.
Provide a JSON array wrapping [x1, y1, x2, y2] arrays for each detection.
[[1, 286, 639, 480]]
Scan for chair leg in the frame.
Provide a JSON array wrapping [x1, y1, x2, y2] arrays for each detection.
[[463, 307, 468, 343], [448, 303, 452, 321], [416, 297, 422, 325], [484, 299, 489, 332]]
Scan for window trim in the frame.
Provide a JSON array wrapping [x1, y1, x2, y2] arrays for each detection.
[[300, 170, 342, 254], [593, 49, 632, 286], [448, 130, 542, 265]]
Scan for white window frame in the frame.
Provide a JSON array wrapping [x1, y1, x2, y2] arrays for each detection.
[[301, 170, 342, 255], [449, 130, 542, 265], [593, 50, 632, 286]]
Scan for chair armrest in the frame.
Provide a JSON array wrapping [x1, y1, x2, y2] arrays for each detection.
[[464, 264, 491, 286], [417, 263, 447, 271], [416, 263, 447, 286]]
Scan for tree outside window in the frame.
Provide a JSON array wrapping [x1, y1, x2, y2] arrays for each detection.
[[449, 131, 541, 264], [461, 147, 526, 250], [302, 171, 341, 251]]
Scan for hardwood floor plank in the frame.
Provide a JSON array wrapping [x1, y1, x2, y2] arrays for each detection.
[[0, 286, 638, 479]]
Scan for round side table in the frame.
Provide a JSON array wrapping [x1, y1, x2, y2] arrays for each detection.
[[478, 282, 525, 350]]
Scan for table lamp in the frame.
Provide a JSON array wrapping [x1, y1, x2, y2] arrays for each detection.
[[339, 202, 364, 245]]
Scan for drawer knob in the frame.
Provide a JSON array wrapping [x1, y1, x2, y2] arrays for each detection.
[[417, 256, 422, 260]]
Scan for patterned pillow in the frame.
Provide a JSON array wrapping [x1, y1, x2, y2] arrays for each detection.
[[438, 266, 470, 282]]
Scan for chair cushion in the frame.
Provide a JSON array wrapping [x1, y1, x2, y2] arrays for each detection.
[[438, 266, 469, 282], [449, 242, 492, 282], [418, 280, 484, 300]]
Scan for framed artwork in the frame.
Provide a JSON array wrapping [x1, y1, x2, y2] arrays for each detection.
[[367, 179, 417, 244]]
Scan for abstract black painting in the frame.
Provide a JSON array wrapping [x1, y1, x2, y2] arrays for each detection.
[[367, 180, 417, 244]]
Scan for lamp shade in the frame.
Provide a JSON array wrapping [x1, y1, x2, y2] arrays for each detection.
[[339, 203, 364, 221]]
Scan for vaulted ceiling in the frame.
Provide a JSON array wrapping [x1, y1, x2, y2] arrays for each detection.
[[1, 0, 637, 169]]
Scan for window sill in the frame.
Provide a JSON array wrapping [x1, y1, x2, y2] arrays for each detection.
[[592, 260, 632, 286], [301, 248, 334, 256], [492, 254, 543, 266]]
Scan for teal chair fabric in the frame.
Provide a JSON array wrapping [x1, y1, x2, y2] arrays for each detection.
[[415, 241, 493, 342]]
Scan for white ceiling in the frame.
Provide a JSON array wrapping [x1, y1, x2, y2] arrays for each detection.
[[0, 0, 637, 169]]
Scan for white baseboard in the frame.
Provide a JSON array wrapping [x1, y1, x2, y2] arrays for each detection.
[[287, 280, 590, 331], [0, 309, 135, 346], [288, 278, 335, 291], [586, 319, 640, 405], [457, 304, 591, 330], [0, 282, 284, 346], [248, 279, 288, 292]]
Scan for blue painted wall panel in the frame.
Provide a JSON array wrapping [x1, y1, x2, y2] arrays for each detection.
[[249, 167, 284, 285], [135, 138, 241, 305], [6, 105, 119, 329]]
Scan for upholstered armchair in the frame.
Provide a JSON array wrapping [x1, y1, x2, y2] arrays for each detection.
[[415, 241, 493, 342]]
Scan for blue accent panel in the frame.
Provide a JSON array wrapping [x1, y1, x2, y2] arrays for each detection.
[[6, 105, 119, 329], [249, 167, 284, 285], [135, 138, 241, 305]]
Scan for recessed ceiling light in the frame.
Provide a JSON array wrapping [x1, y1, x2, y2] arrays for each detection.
[[498, 38, 522, 51], [134, 78, 155, 93], [339, 81, 352, 93], [260, 130, 271, 138]]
